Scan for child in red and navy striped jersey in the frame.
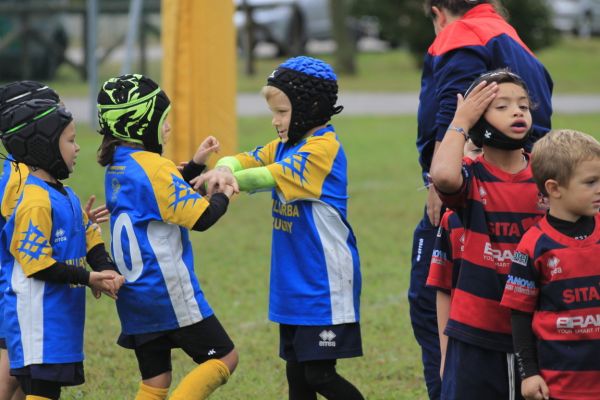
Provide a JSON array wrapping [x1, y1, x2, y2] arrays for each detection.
[[501, 130, 600, 400], [430, 70, 547, 399], [426, 140, 480, 378]]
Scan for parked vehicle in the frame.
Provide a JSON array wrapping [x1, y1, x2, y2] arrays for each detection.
[[547, 0, 600, 37], [234, 0, 362, 56]]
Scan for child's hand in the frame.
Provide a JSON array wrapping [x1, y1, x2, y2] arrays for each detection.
[[84, 195, 110, 224], [192, 136, 220, 165], [88, 271, 120, 300], [453, 80, 498, 131], [521, 375, 549, 400], [103, 270, 125, 294], [190, 167, 239, 196], [216, 183, 236, 199]]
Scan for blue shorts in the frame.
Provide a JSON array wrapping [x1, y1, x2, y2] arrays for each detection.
[[279, 323, 363, 362], [442, 337, 523, 400]]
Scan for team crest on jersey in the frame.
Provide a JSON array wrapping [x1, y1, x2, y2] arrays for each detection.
[[280, 151, 310, 185], [18, 221, 50, 262], [168, 174, 199, 210], [512, 251, 529, 266], [111, 177, 121, 201]]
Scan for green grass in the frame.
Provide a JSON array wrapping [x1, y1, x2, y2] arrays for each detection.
[[236, 49, 423, 93], [6, 36, 600, 96], [57, 113, 600, 399], [537, 37, 600, 93]]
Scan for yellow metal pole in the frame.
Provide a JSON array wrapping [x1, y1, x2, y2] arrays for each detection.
[[161, 0, 237, 165]]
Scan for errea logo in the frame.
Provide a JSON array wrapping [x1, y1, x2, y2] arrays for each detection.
[[54, 228, 67, 243], [479, 186, 488, 204], [318, 330, 336, 347], [484, 130, 493, 139], [547, 256, 562, 276]]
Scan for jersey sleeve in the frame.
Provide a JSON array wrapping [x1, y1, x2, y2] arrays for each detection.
[[148, 159, 210, 230], [0, 162, 28, 220], [500, 233, 540, 313], [11, 204, 56, 276], [436, 157, 472, 211], [266, 134, 338, 202], [433, 48, 488, 142], [82, 208, 104, 252], [234, 139, 280, 169], [427, 211, 454, 292]]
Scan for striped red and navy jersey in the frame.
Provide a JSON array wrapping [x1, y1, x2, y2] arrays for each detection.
[[437, 154, 545, 352], [501, 214, 600, 399], [426, 210, 464, 294], [417, 3, 553, 178]]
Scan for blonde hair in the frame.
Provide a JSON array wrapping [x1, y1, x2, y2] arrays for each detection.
[[531, 129, 600, 196], [261, 85, 285, 101]]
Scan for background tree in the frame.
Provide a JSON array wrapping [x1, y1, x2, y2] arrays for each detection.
[[330, 0, 356, 74], [351, 0, 557, 66]]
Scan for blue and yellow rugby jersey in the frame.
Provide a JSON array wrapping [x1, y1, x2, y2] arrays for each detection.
[[0, 158, 29, 340], [0, 175, 103, 368], [235, 125, 361, 325], [105, 146, 213, 335]]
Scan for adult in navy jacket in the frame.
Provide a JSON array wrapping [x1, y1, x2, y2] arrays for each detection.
[[410, 1, 553, 398]]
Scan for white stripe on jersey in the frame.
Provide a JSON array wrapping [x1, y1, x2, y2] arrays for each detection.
[[147, 221, 203, 327], [312, 202, 356, 324], [12, 262, 45, 365]]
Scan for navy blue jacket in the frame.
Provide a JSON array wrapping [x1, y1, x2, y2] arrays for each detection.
[[417, 4, 553, 179]]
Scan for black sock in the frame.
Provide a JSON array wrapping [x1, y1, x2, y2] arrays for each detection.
[[286, 361, 317, 400], [304, 360, 364, 400]]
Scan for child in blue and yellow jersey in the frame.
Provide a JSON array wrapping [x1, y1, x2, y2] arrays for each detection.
[[0, 81, 109, 400], [96, 74, 237, 400], [0, 99, 123, 400], [0, 80, 61, 400], [195, 56, 364, 400]]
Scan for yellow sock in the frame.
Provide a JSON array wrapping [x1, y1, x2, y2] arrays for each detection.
[[169, 359, 230, 400], [134, 382, 169, 400], [26, 396, 52, 400]]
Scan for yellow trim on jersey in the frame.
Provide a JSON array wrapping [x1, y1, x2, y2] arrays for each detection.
[[83, 207, 104, 252], [266, 134, 339, 202], [11, 185, 55, 276], [131, 151, 210, 230], [234, 139, 279, 169], [1, 163, 29, 220]]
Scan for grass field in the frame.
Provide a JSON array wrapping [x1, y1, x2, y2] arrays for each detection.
[[52, 113, 600, 399], [18, 36, 600, 96]]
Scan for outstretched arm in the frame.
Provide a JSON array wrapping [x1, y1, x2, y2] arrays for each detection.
[[190, 156, 243, 195]]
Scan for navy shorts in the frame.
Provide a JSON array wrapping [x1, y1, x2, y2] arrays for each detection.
[[442, 337, 523, 400], [0, 338, 6, 350], [12, 361, 84, 399], [279, 323, 363, 362], [128, 315, 235, 380]]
